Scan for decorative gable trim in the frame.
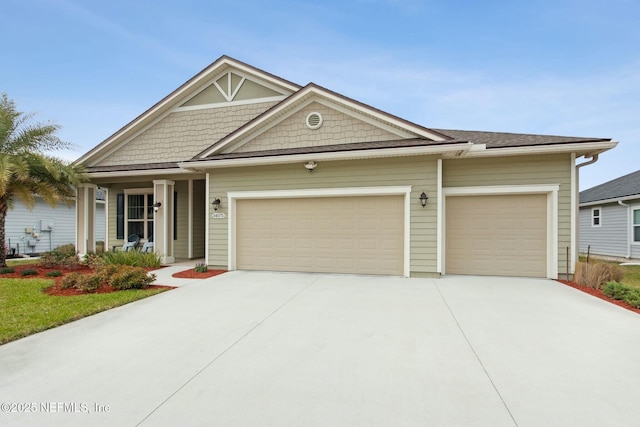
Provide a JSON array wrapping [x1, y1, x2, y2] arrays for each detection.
[[75, 55, 301, 166], [196, 83, 451, 158]]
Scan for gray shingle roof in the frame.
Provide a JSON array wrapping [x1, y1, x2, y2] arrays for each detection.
[[432, 129, 609, 148], [580, 169, 640, 204]]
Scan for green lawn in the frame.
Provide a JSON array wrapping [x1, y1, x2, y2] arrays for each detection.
[[621, 264, 640, 289], [0, 278, 169, 345]]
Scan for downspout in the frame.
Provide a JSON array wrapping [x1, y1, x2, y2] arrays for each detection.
[[618, 200, 632, 259], [574, 154, 599, 269]]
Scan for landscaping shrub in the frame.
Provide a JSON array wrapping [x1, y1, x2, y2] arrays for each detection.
[[39, 244, 80, 269], [194, 262, 208, 273], [61, 272, 82, 289], [21, 269, 38, 276], [109, 266, 156, 290], [74, 274, 103, 293], [574, 261, 624, 290], [0, 267, 15, 274], [602, 282, 640, 308], [82, 252, 105, 270], [95, 264, 122, 284], [46, 270, 62, 277], [102, 250, 162, 268]]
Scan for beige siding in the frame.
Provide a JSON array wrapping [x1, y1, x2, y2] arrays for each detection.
[[229, 102, 399, 153], [95, 101, 279, 167], [443, 154, 573, 276], [208, 156, 439, 275]]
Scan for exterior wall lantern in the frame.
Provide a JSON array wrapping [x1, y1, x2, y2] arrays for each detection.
[[152, 202, 162, 212], [212, 198, 221, 211], [419, 192, 428, 208], [304, 161, 317, 173]]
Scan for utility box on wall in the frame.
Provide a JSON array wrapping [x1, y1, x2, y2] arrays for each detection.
[[40, 220, 53, 231]]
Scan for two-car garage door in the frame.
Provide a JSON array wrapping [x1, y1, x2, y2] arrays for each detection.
[[445, 194, 548, 278], [235, 196, 404, 275]]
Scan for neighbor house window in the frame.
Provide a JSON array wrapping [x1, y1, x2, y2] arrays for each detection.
[[592, 207, 601, 227], [634, 208, 640, 243]]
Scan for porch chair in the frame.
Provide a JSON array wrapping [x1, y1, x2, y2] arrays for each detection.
[[122, 234, 140, 252], [141, 236, 154, 253]]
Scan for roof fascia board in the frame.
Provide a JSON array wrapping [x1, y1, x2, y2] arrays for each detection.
[[86, 168, 187, 179], [76, 56, 301, 165], [579, 194, 640, 207], [463, 141, 617, 158], [181, 142, 473, 170]]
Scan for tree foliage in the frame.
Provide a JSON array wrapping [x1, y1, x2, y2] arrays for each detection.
[[0, 93, 86, 266]]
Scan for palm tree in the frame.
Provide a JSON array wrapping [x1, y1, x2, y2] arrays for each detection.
[[0, 93, 86, 267]]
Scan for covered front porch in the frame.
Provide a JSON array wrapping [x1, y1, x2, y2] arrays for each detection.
[[76, 176, 206, 264]]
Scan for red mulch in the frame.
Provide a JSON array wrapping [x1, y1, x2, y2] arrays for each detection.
[[172, 269, 227, 279], [558, 280, 640, 315], [1, 264, 174, 297]]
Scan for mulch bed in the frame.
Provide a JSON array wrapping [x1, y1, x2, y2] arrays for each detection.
[[172, 269, 227, 279], [1, 264, 174, 296], [558, 280, 640, 315]]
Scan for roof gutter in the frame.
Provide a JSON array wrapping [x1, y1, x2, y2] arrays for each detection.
[[179, 142, 474, 171], [580, 194, 640, 207]]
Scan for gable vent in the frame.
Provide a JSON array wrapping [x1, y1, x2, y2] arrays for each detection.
[[306, 112, 323, 130]]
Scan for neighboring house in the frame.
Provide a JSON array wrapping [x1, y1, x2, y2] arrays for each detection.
[[6, 195, 105, 256], [74, 55, 617, 279], [579, 169, 640, 259]]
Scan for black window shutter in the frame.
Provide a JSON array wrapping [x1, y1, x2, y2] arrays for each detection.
[[174, 191, 177, 240], [116, 193, 124, 239]]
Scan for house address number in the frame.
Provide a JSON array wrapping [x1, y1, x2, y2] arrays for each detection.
[[212, 213, 225, 219]]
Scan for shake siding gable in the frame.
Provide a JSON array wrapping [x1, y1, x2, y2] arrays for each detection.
[[94, 101, 280, 167], [443, 154, 572, 275], [207, 156, 438, 275], [230, 102, 400, 153]]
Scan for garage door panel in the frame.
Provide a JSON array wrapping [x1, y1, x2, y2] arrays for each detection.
[[446, 194, 547, 278], [236, 196, 404, 275]]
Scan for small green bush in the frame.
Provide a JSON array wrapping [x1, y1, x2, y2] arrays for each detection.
[[109, 266, 156, 290], [102, 250, 162, 268], [96, 264, 122, 285], [194, 262, 208, 273], [602, 282, 640, 308], [75, 274, 103, 293], [21, 269, 38, 276], [46, 270, 62, 277], [39, 244, 80, 269], [0, 267, 15, 274], [61, 272, 82, 289]]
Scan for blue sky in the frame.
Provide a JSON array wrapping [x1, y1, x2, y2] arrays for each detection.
[[3, 0, 638, 189]]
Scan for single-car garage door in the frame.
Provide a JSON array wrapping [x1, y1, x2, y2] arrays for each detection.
[[236, 196, 404, 275], [446, 194, 547, 277]]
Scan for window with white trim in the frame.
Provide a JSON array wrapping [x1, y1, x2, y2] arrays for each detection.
[[125, 191, 154, 240], [634, 208, 640, 243], [591, 207, 601, 227]]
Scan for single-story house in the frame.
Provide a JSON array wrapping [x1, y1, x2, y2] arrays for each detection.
[[7, 195, 105, 256], [74, 55, 617, 279], [579, 169, 640, 259]]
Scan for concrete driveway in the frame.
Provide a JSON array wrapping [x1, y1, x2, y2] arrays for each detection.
[[1, 272, 640, 426]]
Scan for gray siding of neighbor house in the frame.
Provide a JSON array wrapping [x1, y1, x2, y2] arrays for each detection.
[[579, 203, 628, 257], [6, 199, 105, 255], [579, 200, 640, 259]]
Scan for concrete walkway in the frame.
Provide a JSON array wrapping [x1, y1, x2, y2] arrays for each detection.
[[1, 272, 640, 426]]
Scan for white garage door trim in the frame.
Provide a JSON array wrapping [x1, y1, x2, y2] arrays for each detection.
[[227, 186, 412, 277], [441, 184, 559, 279]]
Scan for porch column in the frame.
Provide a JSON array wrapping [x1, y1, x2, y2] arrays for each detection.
[[76, 183, 97, 256], [153, 180, 175, 264]]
